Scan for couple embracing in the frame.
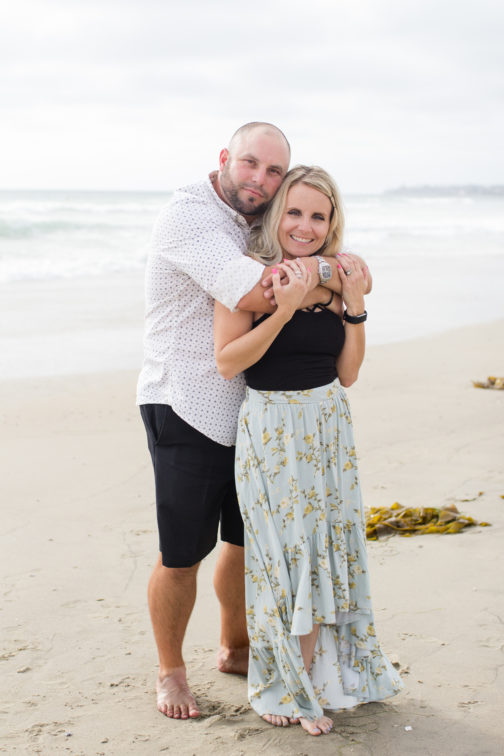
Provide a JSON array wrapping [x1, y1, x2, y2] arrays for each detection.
[[136, 122, 403, 737]]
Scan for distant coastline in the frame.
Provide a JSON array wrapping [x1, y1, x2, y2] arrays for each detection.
[[1, 185, 504, 198], [385, 185, 504, 197]]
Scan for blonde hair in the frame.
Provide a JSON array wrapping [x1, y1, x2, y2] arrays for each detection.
[[248, 165, 344, 265]]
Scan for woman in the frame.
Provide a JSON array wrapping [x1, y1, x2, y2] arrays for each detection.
[[214, 166, 403, 736]]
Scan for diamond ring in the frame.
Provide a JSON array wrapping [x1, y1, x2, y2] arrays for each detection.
[[345, 269, 352, 276]]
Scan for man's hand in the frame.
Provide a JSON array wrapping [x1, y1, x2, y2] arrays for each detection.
[[262, 265, 289, 304]]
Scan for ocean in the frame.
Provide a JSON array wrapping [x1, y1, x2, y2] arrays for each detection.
[[1, 188, 503, 378]]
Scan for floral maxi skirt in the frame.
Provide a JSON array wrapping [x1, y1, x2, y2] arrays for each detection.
[[235, 380, 403, 721]]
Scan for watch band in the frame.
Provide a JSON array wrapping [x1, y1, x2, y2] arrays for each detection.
[[343, 310, 367, 324]]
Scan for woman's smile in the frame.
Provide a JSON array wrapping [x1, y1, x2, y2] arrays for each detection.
[[278, 183, 331, 258]]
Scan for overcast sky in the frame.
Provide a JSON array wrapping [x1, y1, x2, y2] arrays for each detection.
[[2, 0, 503, 192]]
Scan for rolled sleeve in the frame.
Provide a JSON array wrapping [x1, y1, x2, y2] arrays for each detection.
[[213, 255, 265, 311], [153, 200, 264, 310]]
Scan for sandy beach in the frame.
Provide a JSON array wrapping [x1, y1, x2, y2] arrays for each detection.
[[1, 319, 503, 755]]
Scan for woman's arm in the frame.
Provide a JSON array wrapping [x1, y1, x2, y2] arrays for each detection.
[[335, 259, 367, 387], [214, 260, 311, 380], [258, 251, 372, 307]]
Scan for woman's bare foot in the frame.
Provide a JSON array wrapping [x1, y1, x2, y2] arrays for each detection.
[[156, 666, 200, 719], [262, 713, 291, 727], [216, 644, 249, 676], [299, 715, 333, 736]]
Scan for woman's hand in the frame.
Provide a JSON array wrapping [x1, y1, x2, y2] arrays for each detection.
[[272, 259, 312, 319], [336, 253, 367, 316], [335, 254, 367, 387], [337, 251, 372, 294]]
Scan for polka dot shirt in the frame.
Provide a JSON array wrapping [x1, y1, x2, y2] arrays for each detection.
[[136, 175, 265, 446]]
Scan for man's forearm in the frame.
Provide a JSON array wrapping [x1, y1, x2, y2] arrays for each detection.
[[238, 253, 372, 313], [301, 285, 334, 308], [237, 265, 278, 313]]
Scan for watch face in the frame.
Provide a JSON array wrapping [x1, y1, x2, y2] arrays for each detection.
[[321, 262, 331, 282]]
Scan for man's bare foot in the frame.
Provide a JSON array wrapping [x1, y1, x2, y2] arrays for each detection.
[[262, 713, 291, 727], [156, 666, 200, 719], [216, 645, 249, 676], [299, 715, 333, 736]]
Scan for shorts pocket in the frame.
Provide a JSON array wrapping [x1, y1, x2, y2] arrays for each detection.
[[141, 404, 170, 445]]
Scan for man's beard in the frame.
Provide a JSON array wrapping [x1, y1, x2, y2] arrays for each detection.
[[220, 170, 269, 216]]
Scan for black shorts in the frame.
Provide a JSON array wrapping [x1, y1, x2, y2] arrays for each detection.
[[140, 404, 244, 568]]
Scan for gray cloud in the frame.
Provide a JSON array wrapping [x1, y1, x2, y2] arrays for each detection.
[[1, 0, 503, 190]]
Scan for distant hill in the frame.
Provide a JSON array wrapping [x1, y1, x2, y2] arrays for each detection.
[[385, 185, 504, 197]]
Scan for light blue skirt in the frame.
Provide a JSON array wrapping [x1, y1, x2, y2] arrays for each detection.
[[235, 379, 403, 721]]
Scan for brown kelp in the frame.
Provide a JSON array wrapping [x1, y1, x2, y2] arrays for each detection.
[[366, 502, 491, 540]]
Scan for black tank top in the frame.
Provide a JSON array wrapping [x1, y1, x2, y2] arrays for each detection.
[[245, 308, 345, 391]]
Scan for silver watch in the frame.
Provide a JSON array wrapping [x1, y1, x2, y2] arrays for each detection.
[[315, 255, 332, 285]]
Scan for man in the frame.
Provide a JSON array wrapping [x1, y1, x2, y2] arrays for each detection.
[[137, 122, 369, 720]]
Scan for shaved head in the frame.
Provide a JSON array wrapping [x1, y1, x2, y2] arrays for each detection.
[[228, 122, 291, 158]]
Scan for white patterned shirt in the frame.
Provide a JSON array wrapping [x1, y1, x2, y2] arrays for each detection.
[[136, 175, 265, 446]]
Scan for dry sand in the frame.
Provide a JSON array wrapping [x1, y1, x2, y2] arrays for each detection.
[[1, 321, 503, 755]]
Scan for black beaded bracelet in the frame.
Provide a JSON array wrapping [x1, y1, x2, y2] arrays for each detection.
[[343, 309, 367, 324], [322, 290, 334, 307]]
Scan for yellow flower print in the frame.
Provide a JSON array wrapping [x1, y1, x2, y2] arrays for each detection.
[[262, 430, 271, 444], [279, 693, 294, 704]]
